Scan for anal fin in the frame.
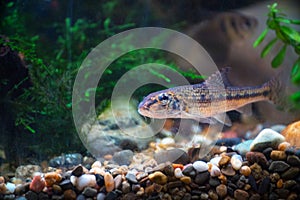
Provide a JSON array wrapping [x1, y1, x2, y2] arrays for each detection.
[[236, 104, 252, 116]]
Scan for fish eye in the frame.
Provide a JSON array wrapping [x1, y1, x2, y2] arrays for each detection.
[[158, 93, 169, 102]]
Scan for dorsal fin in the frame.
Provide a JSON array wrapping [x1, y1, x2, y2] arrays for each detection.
[[204, 67, 232, 88]]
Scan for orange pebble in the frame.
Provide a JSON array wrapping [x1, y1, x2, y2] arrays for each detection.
[[240, 166, 251, 176], [172, 164, 184, 170], [44, 172, 62, 187], [104, 172, 114, 192], [277, 179, 283, 188], [278, 142, 291, 151], [282, 121, 300, 147]]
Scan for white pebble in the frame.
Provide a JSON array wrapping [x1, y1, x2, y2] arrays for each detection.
[[219, 146, 227, 152], [161, 137, 175, 145], [91, 161, 102, 169], [193, 161, 208, 172], [5, 182, 16, 193], [210, 157, 222, 167], [76, 174, 97, 191], [210, 165, 221, 177], [70, 175, 77, 186], [174, 168, 184, 178], [231, 155, 243, 170]]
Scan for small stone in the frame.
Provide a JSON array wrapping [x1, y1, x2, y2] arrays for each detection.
[[96, 193, 106, 200], [95, 174, 104, 187], [245, 152, 269, 169], [15, 183, 29, 196], [52, 184, 62, 195], [270, 150, 287, 160], [194, 171, 210, 185], [287, 155, 300, 166], [208, 189, 218, 200], [231, 155, 243, 170], [234, 140, 253, 156], [281, 167, 300, 180], [182, 165, 195, 177], [131, 184, 141, 192], [250, 128, 285, 152], [136, 187, 144, 196], [278, 142, 291, 151], [270, 173, 281, 183], [105, 191, 118, 200], [180, 176, 191, 184], [15, 165, 42, 180], [269, 161, 290, 173], [218, 155, 230, 167], [210, 157, 222, 167], [281, 121, 300, 147], [277, 179, 283, 188], [216, 184, 227, 198], [114, 174, 122, 189], [76, 174, 97, 191], [240, 166, 251, 176], [174, 168, 184, 178], [29, 175, 45, 193], [209, 177, 220, 187], [82, 187, 97, 197], [234, 189, 249, 200], [121, 181, 130, 194], [125, 171, 138, 184], [193, 161, 208, 172], [258, 177, 270, 194], [44, 172, 62, 187], [63, 189, 76, 200], [104, 172, 114, 192], [166, 181, 182, 189], [71, 165, 84, 177], [148, 171, 167, 185], [91, 161, 102, 169], [210, 165, 221, 177], [164, 164, 174, 176], [112, 150, 134, 165], [283, 180, 297, 189], [25, 191, 38, 200], [5, 182, 15, 194], [59, 180, 73, 191], [221, 165, 236, 176]]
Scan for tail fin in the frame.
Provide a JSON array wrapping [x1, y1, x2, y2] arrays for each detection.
[[265, 74, 291, 110]]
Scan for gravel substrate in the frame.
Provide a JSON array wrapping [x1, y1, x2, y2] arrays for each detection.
[[0, 123, 300, 200]]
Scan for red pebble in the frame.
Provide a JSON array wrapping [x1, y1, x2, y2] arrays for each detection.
[[172, 164, 184, 170], [30, 175, 45, 193]]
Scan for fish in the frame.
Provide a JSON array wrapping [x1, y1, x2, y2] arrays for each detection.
[[138, 68, 283, 126]]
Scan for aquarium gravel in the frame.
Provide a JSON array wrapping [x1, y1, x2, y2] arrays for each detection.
[[0, 121, 300, 200]]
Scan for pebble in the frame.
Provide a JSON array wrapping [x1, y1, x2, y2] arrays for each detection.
[[287, 155, 300, 166], [44, 172, 62, 187], [221, 165, 236, 176], [25, 191, 38, 200], [121, 181, 130, 194], [278, 142, 291, 151], [180, 176, 191, 184], [112, 150, 134, 165], [63, 189, 76, 200], [5, 182, 15, 194], [240, 166, 251, 176], [234, 140, 253, 156], [250, 128, 285, 152], [231, 154, 243, 170], [59, 179, 73, 191], [104, 191, 118, 200], [270, 150, 287, 160], [269, 161, 290, 173], [49, 153, 82, 168], [174, 167, 184, 178], [245, 151, 269, 169], [71, 165, 84, 177], [29, 175, 45, 193], [148, 171, 168, 185], [281, 167, 300, 180], [104, 172, 114, 192], [234, 189, 249, 200], [210, 165, 221, 177], [194, 171, 210, 185], [76, 174, 97, 191], [258, 177, 270, 194], [15, 165, 42, 179], [114, 174, 122, 189], [125, 171, 138, 184], [91, 161, 102, 169], [82, 186, 97, 197], [96, 193, 106, 200], [192, 161, 208, 172], [216, 184, 227, 198], [218, 155, 231, 167], [281, 120, 300, 147], [210, 157, 221, 167]]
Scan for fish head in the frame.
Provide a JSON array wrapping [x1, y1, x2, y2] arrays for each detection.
[[138, 90, 181, 119]]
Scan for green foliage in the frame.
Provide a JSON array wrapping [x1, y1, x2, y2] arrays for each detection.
[[253, 3, 300, 108]]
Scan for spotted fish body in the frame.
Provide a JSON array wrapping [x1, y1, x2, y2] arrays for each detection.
[[138, 68, 281, 125]]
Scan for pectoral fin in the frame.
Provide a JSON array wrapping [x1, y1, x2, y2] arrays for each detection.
[[236, 104, 252, 116], [213, 114, 232, 126]]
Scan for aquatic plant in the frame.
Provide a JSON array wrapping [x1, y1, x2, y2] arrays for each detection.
[[253, 3, 300, 107]]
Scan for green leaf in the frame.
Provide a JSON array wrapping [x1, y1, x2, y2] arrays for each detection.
[[261, 38, 277, 58], [290, 91, 300, 104], [280, 26, 300, 43], [253, 28, 269, 48], [274, 17, 300, 25], [291, 59, 300, 84], [271, 44, 287, 68]]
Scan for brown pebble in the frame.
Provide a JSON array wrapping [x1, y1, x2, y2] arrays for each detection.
[[63, 189, 77, 200], [180, 176, 191, 184], [240, 166, 251, 176], [148, 171, 168, 185], [281, 121, 300, 147], [277, 179, 283, 188], [221, 165, 236, 176], [281, 167, 300, 180], [244, 184, 251, 191], [218, 174, 227, 184], [44, 172, 62, 187], [104, 172, 114, 192], [245, 152, 269, 168], [234, 189, 249, 200], [216, 184, 227, 198], [278, 142, 291, 151], [0, 177, 4, 184], [219, 155, 230, 166], [270, 150, 287, 161]]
